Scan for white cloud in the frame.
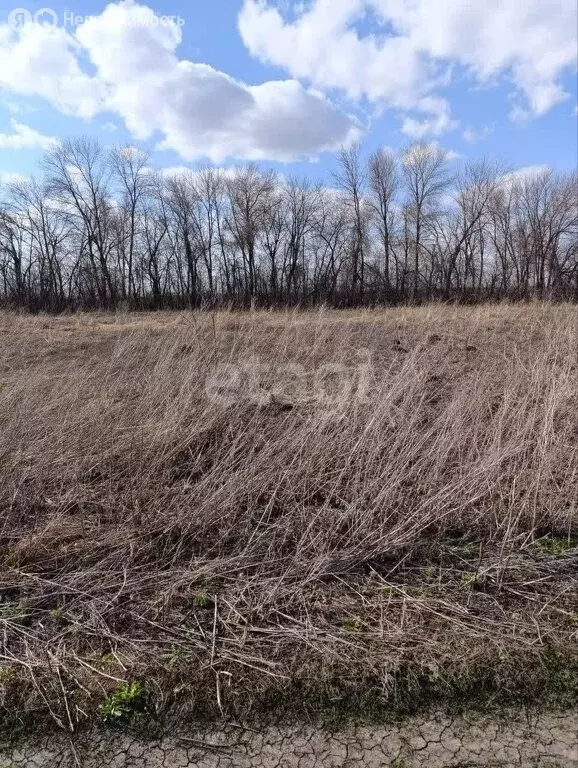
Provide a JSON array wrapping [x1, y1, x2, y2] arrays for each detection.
[[239, 0, 577, 127], [443, 148, 462, 162], [151, 165, 241, 182], [0, 22, 105, 118], [403, 141, 461, 165], [153, 165, 192, 179], [0, 119, 59, 150], [508, 104, 533, 124], [0, 169, 28, 185], [0, 1, 360, 162], [462, 125, 494, 143], [101, 121, 118, 133], [499, 165, 549, 190], [401, 96, 458, 138], [239, 0, 428, 108], [1, 99, 38, 115]]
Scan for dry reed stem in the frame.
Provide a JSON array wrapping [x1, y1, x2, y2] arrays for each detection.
[[0, 303, 576, 728]]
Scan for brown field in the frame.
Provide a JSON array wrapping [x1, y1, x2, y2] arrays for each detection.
[[0, 303, 577, 731]]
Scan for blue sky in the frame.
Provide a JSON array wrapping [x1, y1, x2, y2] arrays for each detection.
[[0, 0, 576, 184]]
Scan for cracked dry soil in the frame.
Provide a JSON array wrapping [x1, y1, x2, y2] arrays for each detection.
[[1, 710, 577, 767]]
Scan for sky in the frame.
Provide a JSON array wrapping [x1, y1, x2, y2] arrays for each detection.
[[0, 0, 577, 185]]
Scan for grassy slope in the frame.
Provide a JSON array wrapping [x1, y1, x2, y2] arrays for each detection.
[[0, 303, 576, 733]]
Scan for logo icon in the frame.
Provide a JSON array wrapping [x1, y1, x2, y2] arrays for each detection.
[[33, 7, 58, 26], [7, 8, 32, 28]]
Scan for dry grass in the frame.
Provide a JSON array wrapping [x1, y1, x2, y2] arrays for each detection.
[[0, 303, 577, 731]]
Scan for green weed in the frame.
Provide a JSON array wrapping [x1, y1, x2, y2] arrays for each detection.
[[533, 535, 577, 556], [343, 617, 362, 632], [99, 681, 148, 725]]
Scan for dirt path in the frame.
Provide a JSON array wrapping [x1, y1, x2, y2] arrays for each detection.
[[2, 710, 576, 767]]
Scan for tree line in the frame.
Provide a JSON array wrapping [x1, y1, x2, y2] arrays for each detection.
[[1, 138, 576, 311]]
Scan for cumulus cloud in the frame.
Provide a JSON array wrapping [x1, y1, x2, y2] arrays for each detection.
[[0, 22, 105, 118], [401, 96, 458, 139], [499, 165, 550, 189], [1, 99, 38, 116], [462, 125, 494, 144], [239, 0, 577, 127], [0, 119, 59, 150], [0, 1, 360, 162], [151, 165, 244, 183], [0, 169, 28, 185]]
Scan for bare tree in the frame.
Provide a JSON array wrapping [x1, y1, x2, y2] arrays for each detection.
[[333, 144, 367, 303], [165, 171, 204, 307], [311, 189, 348, 304], [110, 145, 151, 306], [8, 179, 71, 310], [226, 166, 275, 307], [441, 160, 501, 298], [0, 137, 576, 310], [43, 138, 117, 307], [140, 172, 170, 308], [0, 204, 28, 306], [402, 143, 451, 300], [519, 169, 578, 297], [367, 148, 399, 298]]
